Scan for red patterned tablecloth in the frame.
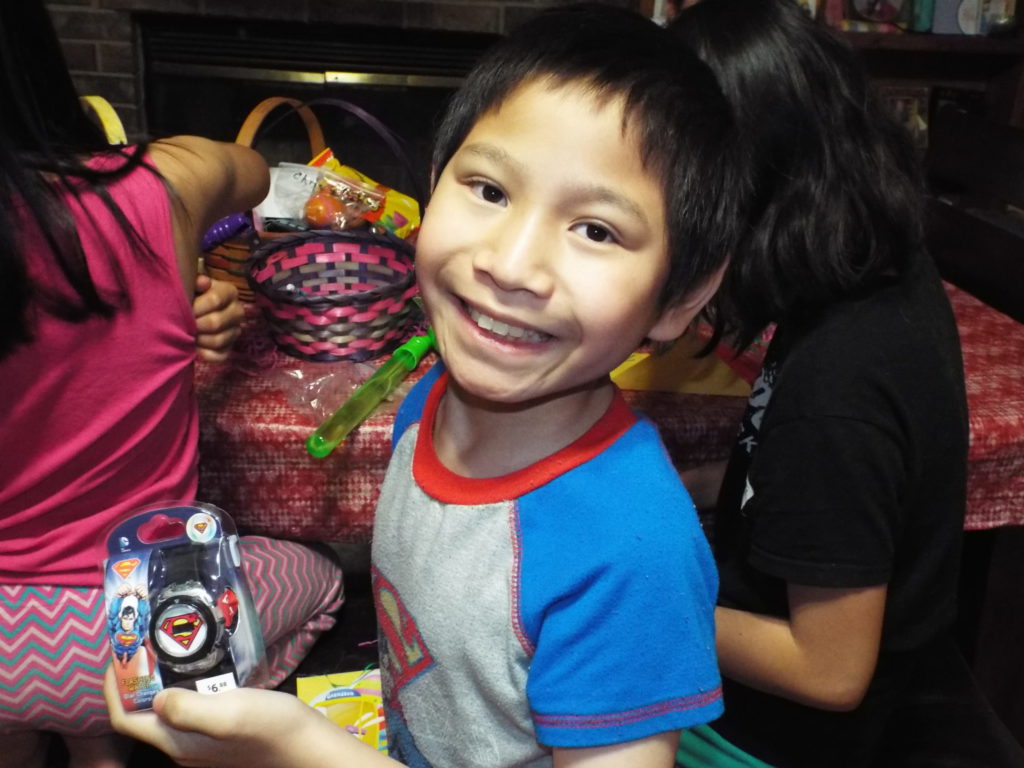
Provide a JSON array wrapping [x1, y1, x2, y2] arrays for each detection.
[[196, 283, 1024, 542], [946, 284, 1024, 531], [194, 323, 746, 542]]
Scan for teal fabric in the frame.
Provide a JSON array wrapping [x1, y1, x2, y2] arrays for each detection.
[[677, 725, 777, 768]]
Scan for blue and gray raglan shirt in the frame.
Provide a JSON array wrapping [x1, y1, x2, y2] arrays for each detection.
[[371, 363, 722, 767]]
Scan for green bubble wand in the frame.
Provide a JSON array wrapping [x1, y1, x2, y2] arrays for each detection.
[[305, 329, 435, 458]]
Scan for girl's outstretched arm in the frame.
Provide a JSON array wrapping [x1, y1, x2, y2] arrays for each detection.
[[149, 137, 266, 361], [104, 667, 400, 768], [715, 583, 887, 712], [148, 136, 269, 307]]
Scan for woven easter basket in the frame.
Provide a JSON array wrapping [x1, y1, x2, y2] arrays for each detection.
[[248, 229, 417, 362]]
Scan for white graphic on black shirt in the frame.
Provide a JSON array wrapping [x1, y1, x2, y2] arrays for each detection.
[[737, 358, 778, 511]]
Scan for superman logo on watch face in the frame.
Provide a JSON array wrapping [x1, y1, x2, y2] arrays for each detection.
[[156, 604, 209, 655], [160, 611, 203, 648]]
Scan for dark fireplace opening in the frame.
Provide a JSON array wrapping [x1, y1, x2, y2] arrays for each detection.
[[139, 13, 499, 200]]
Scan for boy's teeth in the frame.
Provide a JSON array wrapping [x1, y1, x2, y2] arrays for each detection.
[[468, 308, 546, 342]]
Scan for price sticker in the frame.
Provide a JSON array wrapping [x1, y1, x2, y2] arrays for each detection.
[[194, 672, 238, 695]]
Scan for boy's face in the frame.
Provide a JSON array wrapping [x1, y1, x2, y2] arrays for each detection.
[[416, 79, 692, 406]]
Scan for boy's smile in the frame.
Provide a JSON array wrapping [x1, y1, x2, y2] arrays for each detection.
[[415, 78, 695, 459]]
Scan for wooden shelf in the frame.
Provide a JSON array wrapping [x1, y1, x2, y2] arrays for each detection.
[[836, 30, 1024, 125], [844, 31, 1024, 56]]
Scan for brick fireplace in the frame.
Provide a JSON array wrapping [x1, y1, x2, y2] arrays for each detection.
[[46, 0, 641, 140]]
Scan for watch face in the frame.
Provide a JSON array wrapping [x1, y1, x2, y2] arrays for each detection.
[[155, 601, 210, 658], [151, 586, 223, 673]]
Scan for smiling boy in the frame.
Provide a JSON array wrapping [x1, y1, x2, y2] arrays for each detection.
[[107, 5, 739, 767], [372, 5, 739, 766]]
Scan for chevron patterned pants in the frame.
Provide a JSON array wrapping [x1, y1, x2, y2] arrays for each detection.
[[0, 537, 344, 736]]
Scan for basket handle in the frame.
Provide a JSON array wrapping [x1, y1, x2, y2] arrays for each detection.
[[296, 97, 427, 207], [80, 95, 127, 145], [234, 96, 327, 159]]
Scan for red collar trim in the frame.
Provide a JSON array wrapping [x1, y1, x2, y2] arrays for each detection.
[[412, 372, 637, 505]]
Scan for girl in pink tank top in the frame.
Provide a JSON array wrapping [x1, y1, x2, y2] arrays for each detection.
[[0, 3, 345, 766]]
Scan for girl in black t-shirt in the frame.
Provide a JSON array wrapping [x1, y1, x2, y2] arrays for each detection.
[[669, 1, 1024, 766]]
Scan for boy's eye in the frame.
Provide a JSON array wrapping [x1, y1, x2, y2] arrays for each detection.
[[571, 222, 616, 244], [470, 181, 507, 206]]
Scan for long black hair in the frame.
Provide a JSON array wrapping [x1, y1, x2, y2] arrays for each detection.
[[671, 0, 926, 351], [431, 3, 742, 312], [0, 0, 152, 360]]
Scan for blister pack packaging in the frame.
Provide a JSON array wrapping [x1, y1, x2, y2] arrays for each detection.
[[103, 503, 267, 712]]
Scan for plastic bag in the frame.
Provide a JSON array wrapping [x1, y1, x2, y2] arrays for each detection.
[[303, 168, 385, 232], [310, 148, 420, 239]]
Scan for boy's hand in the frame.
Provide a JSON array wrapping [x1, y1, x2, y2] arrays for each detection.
[[105, 666, 301, 767], [193, 275, 244, 363], [104, 667, 398, 768]]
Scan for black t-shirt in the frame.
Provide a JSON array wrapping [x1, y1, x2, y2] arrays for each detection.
[[711, 252, 969, 767]]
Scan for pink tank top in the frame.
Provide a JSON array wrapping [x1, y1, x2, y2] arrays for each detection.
[[0, 157, 198, 586]]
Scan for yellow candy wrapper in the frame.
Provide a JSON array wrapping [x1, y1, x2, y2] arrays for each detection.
[[310, 148, 420, 240], [296, 669, 387, 754]]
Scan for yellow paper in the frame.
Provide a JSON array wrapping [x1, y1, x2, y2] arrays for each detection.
[[611, 332, 751, 397], [296, 669, 387, 754]]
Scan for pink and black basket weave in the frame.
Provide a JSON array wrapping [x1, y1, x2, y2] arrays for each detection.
[[247, 229, 417, 362]]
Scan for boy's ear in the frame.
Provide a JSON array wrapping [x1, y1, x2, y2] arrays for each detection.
[[646, 259, 729, 343]]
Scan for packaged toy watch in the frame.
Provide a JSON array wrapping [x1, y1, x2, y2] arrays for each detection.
[[103, 503, 267, 712]]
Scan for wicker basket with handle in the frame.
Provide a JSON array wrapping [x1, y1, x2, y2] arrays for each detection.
[[245, 98, 424, 363]]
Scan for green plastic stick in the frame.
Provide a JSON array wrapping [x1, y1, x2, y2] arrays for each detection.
[[305, 331, 434, 458]]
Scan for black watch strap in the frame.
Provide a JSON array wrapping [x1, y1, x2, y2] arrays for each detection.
[[149, 545, 226, 675]]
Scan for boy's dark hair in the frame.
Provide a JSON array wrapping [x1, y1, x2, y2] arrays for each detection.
[[0, 0, 153, 360], [671, 0, 926, 351], [432, 2, 739, 313]]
